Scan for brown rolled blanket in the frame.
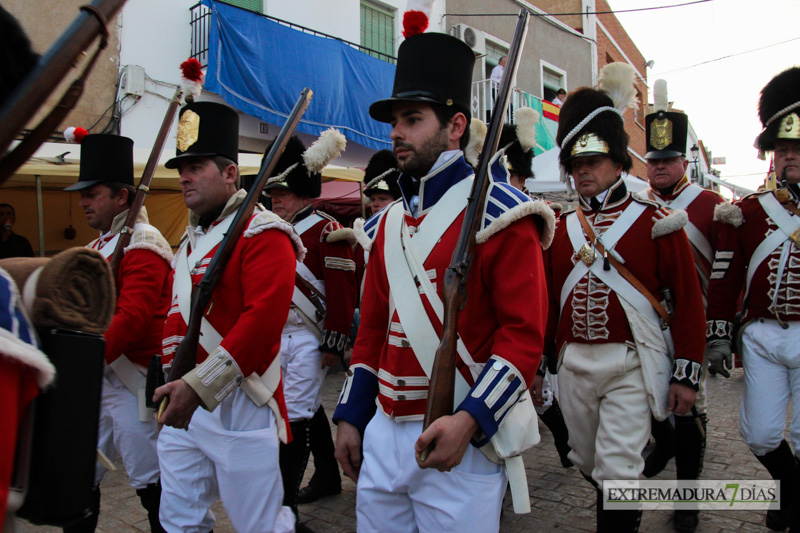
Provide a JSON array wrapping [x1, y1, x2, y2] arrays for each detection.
[[0, 247, 115, 334]]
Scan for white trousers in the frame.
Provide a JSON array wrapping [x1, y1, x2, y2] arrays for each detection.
[[280, 326, 327, 421], [740, 319, 800, 456], [157, 388, 295, 533], [558, 343, 651, 485], [356, 414, 507, 533], [95, 366, 160, 488]]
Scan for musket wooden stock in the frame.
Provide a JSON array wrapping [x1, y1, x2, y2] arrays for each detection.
[[108, 88, 183, 277], [419, 10, 530, 462], [160, 88, 313, 413], [0, 0, 128, 185]]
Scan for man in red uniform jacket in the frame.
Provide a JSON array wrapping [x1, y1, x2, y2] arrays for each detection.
[[705, 66, 800, 532], [545, 65, 705, 532], [636, 80, 727, 533], [334, 31, 553, 532], [64, 134, 172, 533], [263, 133, 356, 523], [155, 102, 303, 532]]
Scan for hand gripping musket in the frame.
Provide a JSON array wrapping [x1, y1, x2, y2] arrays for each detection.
[[0, 0, 128, 186], [419, 10, 530, 461], [158, 88, 313, 416], [108, 87, 183, 277]]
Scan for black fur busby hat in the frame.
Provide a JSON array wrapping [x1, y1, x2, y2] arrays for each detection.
[[556, 63, 636, 178], [369, 33, 475, 124], [497, 108, 540, 179], [65, 135, 134, 191], [165, 101, 239, 169], [755, 66, 800, 155], [645, 79, 688, 159], [363, 150, 401, 199], [263, 129, 347, 199]]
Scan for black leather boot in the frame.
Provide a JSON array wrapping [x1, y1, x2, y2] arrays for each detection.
[[279, 419, 312, 521], [643, 416, 675, 478], [297, 406, 342, 503], [594, 483, 641, 533], [539, 398, 573, 468], [672, 414, 707, 532], [755, 440, 797, 531], [136, 482, 166, 533], [63, 485, 100, 533]]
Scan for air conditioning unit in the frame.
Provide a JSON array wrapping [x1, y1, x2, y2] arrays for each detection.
[[450, 24, 486, 56]]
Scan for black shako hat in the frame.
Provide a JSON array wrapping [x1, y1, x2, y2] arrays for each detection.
[[369, 33, 475, 123], [645, 111, 688, 159], [363, 149, 401, 199], [165, 101, 239, 169], [64, 134, 134, 191]]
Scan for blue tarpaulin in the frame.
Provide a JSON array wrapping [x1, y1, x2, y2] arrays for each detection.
[[203, 0, 393, 150]]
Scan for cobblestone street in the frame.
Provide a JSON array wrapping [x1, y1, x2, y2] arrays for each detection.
[[15, 367, 790, 532]]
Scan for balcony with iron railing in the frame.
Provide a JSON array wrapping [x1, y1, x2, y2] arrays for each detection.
[[189, 3, 557, 141], [189, 2, 396, 68]]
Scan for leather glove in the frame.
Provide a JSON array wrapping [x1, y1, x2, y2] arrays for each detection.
[[705, 339, 732, 379]]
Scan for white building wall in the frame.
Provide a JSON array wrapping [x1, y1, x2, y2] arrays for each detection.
[[116, 0, 444, 166]]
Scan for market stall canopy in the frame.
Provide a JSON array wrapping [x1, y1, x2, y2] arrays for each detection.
[[3, 141, 363, 191]]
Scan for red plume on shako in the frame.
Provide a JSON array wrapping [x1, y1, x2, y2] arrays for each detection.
[[180, 58, 204, 103], [402, 0, 434, 38], [63, 126, 89, 143]]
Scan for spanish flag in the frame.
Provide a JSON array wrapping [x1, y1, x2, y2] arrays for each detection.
[[543, 100, 560, 122]]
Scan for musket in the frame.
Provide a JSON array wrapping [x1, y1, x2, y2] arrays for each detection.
[[108, 88, 183, 277], [0, 0, 128, 186], [159, 88, 313, 415], [419, 9, 530, 460]]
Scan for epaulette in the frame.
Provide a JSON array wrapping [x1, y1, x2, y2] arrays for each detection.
[[326, 227, 356, 246], [651, 207, 688, 238], [354, 200, 398, 252], [244, 209, 306, 261], [128, 224, 174, 264], [475, 181, 556, 249], [713, 201, 744, 228]]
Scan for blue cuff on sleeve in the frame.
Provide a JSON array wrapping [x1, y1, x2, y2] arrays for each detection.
[[456, 356, 526, 446], [333, 365, 379, 434]]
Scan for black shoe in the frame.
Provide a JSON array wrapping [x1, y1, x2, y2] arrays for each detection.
[[673, 510, 699, 532], [296, 483, 342, 504], [295, 521, 316, 533]]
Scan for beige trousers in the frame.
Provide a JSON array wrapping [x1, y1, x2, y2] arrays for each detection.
[[558, 342, 651, 486]]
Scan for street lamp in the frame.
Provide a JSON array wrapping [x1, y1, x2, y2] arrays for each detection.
[[690, 144, 701, 186]]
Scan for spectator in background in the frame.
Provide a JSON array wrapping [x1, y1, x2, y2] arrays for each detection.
[[490, 55, 506, 85], [0, 204, 34, 259], [553, 88, 567, 106]]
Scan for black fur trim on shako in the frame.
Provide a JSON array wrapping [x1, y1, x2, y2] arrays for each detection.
[[499, 124, 534, 179], [755, 66, 800, 152], [263, 135, 322, 199], [556, 87, 632, 175], [363, 149, 401, 199]]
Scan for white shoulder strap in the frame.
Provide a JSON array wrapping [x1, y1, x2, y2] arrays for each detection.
[[742, 194, 800, 304], [668, 183, 703, 211], [560, 203, 646, 311], [92, 234, 121, 259], [383, 203, 472, 402], [294, 213, 325, 236]]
